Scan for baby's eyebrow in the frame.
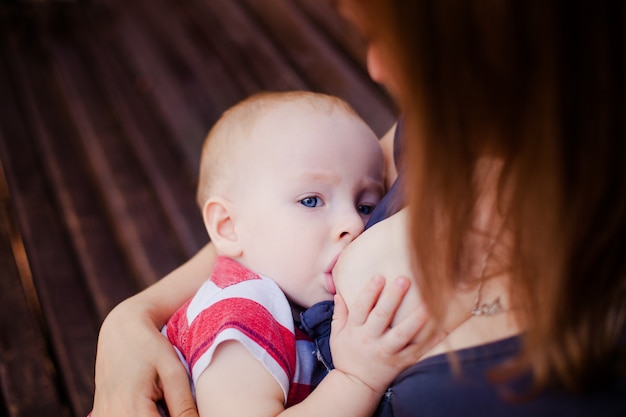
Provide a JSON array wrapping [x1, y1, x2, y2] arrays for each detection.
[[295, 171, 342, 184], [361, 176, 385, 195]]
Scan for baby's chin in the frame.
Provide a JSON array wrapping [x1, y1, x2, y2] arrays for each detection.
[[295, 294, 335, 312]]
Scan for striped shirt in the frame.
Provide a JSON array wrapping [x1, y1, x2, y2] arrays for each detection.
[[163, 256, 321, 406]]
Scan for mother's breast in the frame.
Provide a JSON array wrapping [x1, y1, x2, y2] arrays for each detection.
[[333, 209, 422, 329]]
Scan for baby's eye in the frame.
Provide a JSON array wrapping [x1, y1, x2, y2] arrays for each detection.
[[357, 204, 376, 215], [299, 196, 323, 208]]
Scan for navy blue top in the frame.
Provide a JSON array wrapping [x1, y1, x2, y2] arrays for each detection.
[[376, 336, 626, 417], [366, 120, 405, 229]]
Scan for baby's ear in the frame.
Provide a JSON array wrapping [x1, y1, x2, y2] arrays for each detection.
[[202, 198, 242, 258]]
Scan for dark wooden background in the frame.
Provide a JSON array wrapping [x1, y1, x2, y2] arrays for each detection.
[[0, 0, 395, 416]]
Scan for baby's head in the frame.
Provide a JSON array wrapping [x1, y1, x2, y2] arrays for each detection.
[[198, 91, 385, 309]]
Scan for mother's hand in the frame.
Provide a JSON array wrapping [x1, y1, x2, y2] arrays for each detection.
[[91, 298, 197, 417], [91, 244, 217, 417]]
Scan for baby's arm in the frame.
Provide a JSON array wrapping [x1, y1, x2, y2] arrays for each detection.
[[92, 243, 217, 417], [195, 341, 286, 416], [194, 275, 425, 417]]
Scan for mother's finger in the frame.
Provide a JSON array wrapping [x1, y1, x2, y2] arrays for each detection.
[[159, 357, 199, 417]]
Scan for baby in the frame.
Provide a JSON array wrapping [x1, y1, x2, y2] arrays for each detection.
[[162, 91, 413, 417]]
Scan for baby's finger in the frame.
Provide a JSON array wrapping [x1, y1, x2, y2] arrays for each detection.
[[364, 276, 411, 334], [347, 275, 386, 325], [381, 303, 428, 354]]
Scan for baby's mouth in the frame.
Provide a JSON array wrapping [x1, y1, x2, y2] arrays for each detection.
[[325, 255, 340, 295]]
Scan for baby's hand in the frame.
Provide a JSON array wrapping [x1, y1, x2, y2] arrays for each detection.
[[329, 275, 428, 394]]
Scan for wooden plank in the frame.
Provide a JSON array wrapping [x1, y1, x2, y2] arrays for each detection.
[[75, 25, 208, 258], [171, 0, 310, 92], [0, 7, 198, 414], [0, 82, 97, 417], [108, 0, 248, 107], [86, 0, 221, 173], [0, 92, 97, 417], [100, 0, 310, 171], [1, 17, 143, 319], [294, 0, 369, 70], [42, 28, 192, 288], [2, 13, 145, 415], [104, 0, 245, 173], [240, 0, 397, 136], [0, 148, 71, 417]]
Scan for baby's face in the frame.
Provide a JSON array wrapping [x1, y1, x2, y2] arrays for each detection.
[[231, 103, 385, 309]]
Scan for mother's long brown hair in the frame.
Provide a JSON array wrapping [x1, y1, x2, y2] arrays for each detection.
[[355, 0, 626, 390]]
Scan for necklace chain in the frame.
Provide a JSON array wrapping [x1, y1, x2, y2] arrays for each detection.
[[471, 239, 506, 316]]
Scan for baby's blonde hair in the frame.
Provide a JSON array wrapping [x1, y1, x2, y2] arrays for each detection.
[[196, 91, 359, 208]]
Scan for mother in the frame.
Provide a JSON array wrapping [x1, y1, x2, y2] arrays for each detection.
[[93, 1, 626, 416]]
